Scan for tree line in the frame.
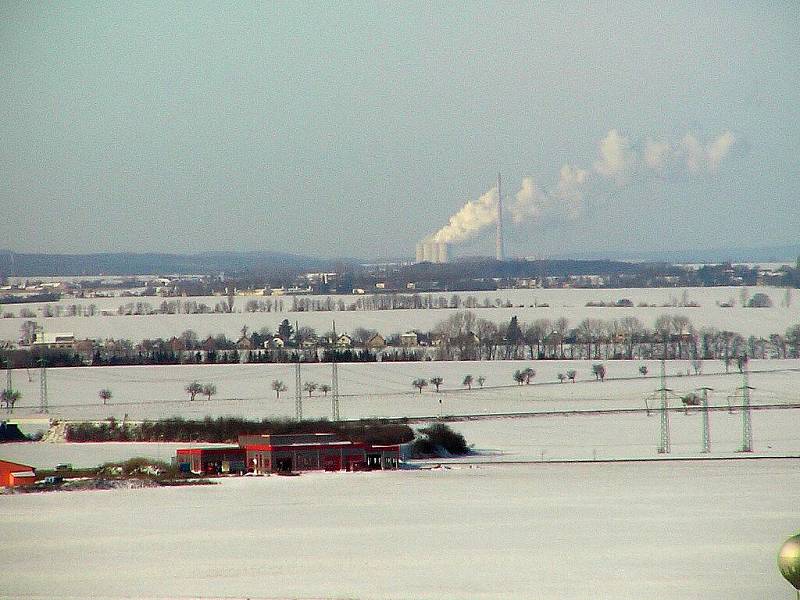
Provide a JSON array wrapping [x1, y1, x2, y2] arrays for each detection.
[[5, 312, 800, 369]]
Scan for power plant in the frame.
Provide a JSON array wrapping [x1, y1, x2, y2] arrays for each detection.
[[414, 173, 502, 264], [415, 239, 450, 264]]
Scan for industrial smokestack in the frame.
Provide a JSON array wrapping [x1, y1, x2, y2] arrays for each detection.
[[496, 172, 504, 261]]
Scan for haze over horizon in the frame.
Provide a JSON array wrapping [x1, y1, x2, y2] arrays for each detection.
[[2, 2, 798, 260]]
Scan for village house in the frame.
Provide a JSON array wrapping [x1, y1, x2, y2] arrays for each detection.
[[31, 332, 75, 350], [365, 333, 386, 350], [399, 331, 419, 347], [335, 334, 353, 348], [235, 335, 254, 350]]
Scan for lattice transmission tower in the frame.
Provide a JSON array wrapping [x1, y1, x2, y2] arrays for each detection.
[[294, 361, 302, 421], [698, 387, 713, 453], [330, 321, 340, 422], [657, 359, 671, 454], [39, 357, 48, 414]]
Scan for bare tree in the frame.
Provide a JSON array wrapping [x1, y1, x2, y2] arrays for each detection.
[[412, 378, 428, 394], [1, 388, 20, 413], [557, 373, 566, 383], [463, 375, 473, 390], [554, 317, 569, 358], [303, 381, 318, 397], [319, 383, 331, 396], [592, 363, 606, 381], [271, 380, 287, 399], [185, 381, 203, 402], [567, 369, 577, 383], [430, 376, 444, 392], [477, 376, 486, 388], [522, 367, 536, 384], [99, 388, 112, 405], [639, 365, 648, 377], [201, 383, 217, 401], [19, 320, 37, 345], [476, 319, 500, 360], [513, 370, 526, 385], [619, 316, 645, 359]]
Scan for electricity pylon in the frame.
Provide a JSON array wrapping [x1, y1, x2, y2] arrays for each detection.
[[331, 322, 340, 421], [698, 387, 713, 453], [657, 359, 671, 454], [294, 361, 302, 421]]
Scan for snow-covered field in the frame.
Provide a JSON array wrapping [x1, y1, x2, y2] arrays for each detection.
[[0, 441, 211, 469], [2, 460, 798, 599], [2, 287, 799, 599], [6, 359, 800, 422], [1, 286, 798, 342]]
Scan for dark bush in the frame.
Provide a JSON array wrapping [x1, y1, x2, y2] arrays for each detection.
[[411, 423, 469, 457], [66, 417, 414, 445]]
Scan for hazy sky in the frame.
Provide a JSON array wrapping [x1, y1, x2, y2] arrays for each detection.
[[1, 2, 798, 259]]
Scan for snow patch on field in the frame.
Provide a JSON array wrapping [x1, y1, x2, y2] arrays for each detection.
[[1, 461, 798, 599]]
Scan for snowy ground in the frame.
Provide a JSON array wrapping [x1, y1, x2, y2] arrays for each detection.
[[1, 285, 798, 342], [2, 460, 798, 599], [5, 359, 800, 422], [0, 441, 213, 469]]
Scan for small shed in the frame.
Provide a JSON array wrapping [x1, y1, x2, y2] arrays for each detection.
[[0, 459, 37, 487]]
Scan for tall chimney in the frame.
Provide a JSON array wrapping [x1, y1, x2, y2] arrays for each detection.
[[496, 172, 505, 261]]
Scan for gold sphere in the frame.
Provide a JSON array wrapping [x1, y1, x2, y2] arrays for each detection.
[[779, 534, 800, 590]]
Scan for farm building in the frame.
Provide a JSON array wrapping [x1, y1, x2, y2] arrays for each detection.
[[0, 459, 37, 487], [239, 433, 400, 474], [176, 433, 401, 475], [175, 447, 247, 475]]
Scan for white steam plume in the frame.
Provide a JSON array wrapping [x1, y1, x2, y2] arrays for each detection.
[[511, 164, 589, 224], [428, 129, 737, 247], [593, 129, 636, 184], [432, 187, 498, 244], [646, 131, 737, 174], [644, 138, 671, 172]]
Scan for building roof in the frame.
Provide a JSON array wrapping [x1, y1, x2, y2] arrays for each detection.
[[0, 459, 36, 471], [176, 446, 242, 455]]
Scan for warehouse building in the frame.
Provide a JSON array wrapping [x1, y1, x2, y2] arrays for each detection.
[[177, 433, 401, 475], [0, 459, 37, 487], [239, 433, 401, 474]]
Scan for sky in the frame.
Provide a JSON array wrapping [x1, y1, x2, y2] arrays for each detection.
[[1, 2, 798, 260]]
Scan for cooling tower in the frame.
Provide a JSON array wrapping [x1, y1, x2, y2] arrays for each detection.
[[415, 242, 425, 263], [422, 241, 435, 262], [437, 242, 449, 264]]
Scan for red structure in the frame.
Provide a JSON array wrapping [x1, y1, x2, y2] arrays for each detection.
[[0, 459, 37, 487], [176, 433, 401, 476], [239, 433, 400, 474], [175, 447, 246, 475]]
